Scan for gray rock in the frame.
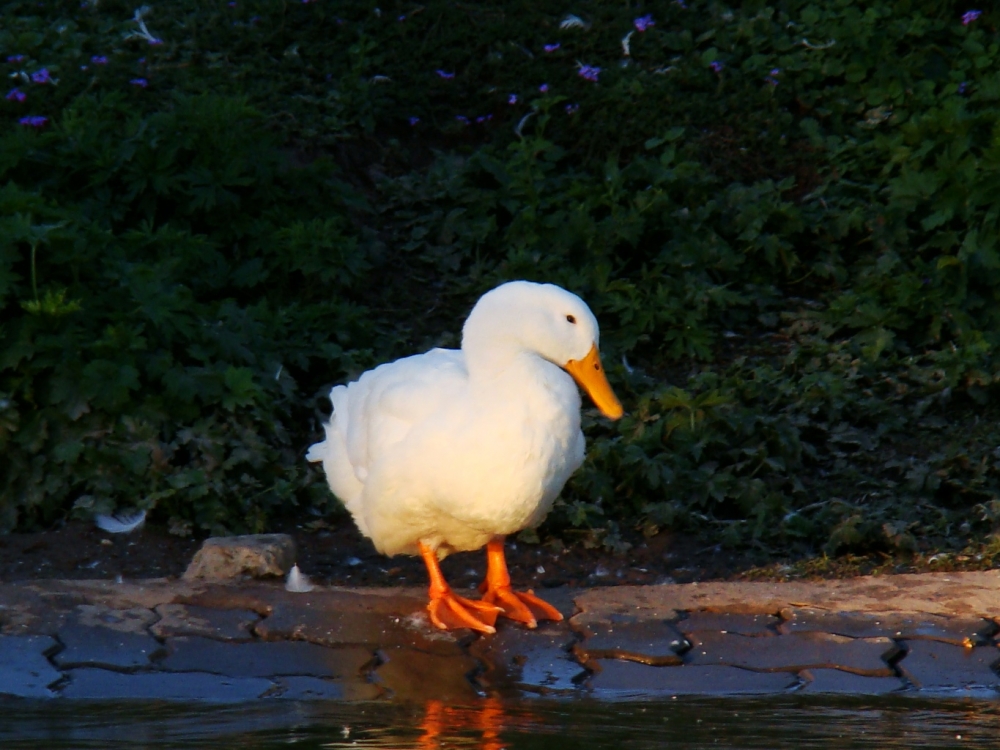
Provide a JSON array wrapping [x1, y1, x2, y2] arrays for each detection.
[[183, 534, 296, 581]]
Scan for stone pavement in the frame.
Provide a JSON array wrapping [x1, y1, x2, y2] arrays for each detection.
[[1, 570, 999, 702]]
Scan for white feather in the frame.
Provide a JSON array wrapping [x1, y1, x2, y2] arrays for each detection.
[[285, 564, 315, 593], [559, 14, 590, 30], [94, 509, 147, 534]]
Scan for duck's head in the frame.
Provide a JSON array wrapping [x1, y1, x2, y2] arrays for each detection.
[[462, 281, 624, 420]]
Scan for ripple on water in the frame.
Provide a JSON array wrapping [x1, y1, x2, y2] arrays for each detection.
[[1, 696, 1000, 749]]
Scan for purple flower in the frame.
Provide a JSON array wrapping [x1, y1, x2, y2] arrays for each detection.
[[31, 68, 51, 84], [435, 70, 455, 79], [138, 57, 146, 64], [398, 14, 406, 21], [958, 81, 969, 94], [508, 93, 518, 104], [475, 114, 493, 123], [962, 10, 982, 25], [544, 43, 560, 52], [577, 63, 601, 82], [408, 116, 420, 125], [6, 88, 26, 102], [91, 55, 108, 64], [674, 0, 687, 7], [765, 68, 781, 86], [7, 54, 25, 63], [130, 77, 148, 87], [455, 115, 469, 124], [539, 83, 549, 93], [634, 14, 655, 32], [565, 103, 579, 115], [709, 60, 724, 73], [147, 38, 163, 46], [19, 115, 48, 128]]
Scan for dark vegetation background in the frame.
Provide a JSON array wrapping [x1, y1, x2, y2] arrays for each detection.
[[3, 0, 1000, 571]]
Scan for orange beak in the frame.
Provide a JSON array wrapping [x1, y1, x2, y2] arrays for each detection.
[[564, 343, 624, 420]]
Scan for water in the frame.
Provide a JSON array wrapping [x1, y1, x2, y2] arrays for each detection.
[[2, 696, 999, 749]]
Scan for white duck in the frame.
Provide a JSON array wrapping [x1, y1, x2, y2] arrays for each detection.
[[307, 281, 622, 633]]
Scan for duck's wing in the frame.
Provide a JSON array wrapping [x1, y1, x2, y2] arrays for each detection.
[[345, 348, 467, 480], [307, 348, 467, 519]]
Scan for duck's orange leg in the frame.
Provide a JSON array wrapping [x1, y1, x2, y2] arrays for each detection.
[[419, 541, 501, 634], [479, 537, 564, 629]]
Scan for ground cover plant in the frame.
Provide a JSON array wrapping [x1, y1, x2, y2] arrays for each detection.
[[3, 0, 1000, 571]]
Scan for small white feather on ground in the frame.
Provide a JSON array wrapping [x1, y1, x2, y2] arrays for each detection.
[[94, 509, 147, 534], [285, 564, 315, 593]]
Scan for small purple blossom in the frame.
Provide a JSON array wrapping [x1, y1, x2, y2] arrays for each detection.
[[19, 115, 48, 128], [435, 69, 455, 79], [130, 77, 148, 88], [544, 43, 560, 52], [565, 103, 579, 115], [508, 93, 518, 104], [958, 81, 969, 94], [765, 68, 781, 86], [475, 114, 493, 123], [138, 57, 146, 64], [709, 60, 724, 73], [674, 0, 687, 8], [7, 55, 26, 63], [6, 88, 26, 102], [962, 10, 982, 25], [31, 68, 51, 84], [634, 14, 655, 32], [539, 83, 549, 93], [577, 63, 601, 82], [408, 116, 420, 125], [455, 115, 469, 124], [91, 55, 108, 64], [398, 14, 406, 21], [228, 1, 236, 6]]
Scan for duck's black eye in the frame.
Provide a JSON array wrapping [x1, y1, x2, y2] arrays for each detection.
[[566, 314, 577, 324]]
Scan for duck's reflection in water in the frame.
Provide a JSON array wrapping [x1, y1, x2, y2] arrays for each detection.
[[418, 697, 512, 750]]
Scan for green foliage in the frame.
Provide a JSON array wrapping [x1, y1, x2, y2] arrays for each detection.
[[4, 0, 1000, 564]]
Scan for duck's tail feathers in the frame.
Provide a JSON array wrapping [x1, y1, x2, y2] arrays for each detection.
[[308, 387, 369, 537]]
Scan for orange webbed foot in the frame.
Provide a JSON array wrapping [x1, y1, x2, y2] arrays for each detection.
[[481, 537, 564, 629], [481, 584, 563, 629], [427, 590, 501, 634]]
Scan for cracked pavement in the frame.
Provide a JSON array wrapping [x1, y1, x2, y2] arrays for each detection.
[[1, 570, 999, 702]]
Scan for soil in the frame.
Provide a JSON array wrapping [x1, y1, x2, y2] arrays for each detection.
[[0, 517, 758, 589]]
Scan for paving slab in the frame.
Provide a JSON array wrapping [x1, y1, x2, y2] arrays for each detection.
[[570, 604, 688, 667], [469, 620, 583, 695], [573, 570, 1000, 618], [677, 611, 780, 637], [0, 635, 63, 698], [60, 667, 274, 702], [896, 641, 1000, 692], [54, 623, 165, 670], [588, 660, 797, 697], [684, 631, 898, 676], [151, 603, 259, 641], [275, 675, 381, 701], [798, 668, 905, 694], [159, 635, 373, 679], [779, 608, 997, 646], [374, 646, 480, 702], [246, 587, 469, 656]]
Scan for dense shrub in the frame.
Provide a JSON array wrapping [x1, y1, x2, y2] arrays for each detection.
[[3, 0, 1000, 563]]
